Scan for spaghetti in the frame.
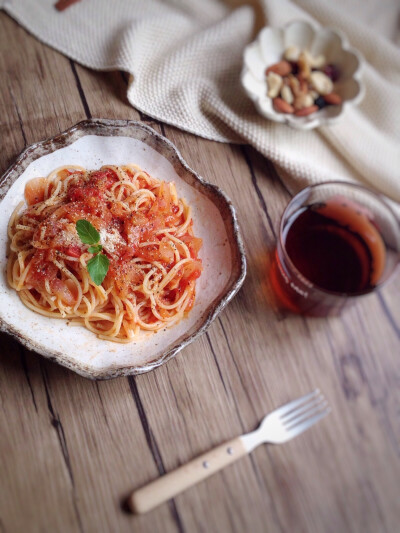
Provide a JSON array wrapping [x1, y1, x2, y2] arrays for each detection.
[[7, 164, 202, 342]]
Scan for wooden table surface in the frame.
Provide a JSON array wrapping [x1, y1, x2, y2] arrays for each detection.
[[1, 12, 399, 533]]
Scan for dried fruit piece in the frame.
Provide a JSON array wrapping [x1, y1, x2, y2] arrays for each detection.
[[273, 97, 294, 114], [266, 60, 292, 77], [294, 105, 319, 116], [289, 61, 299, 75], [310, 71, 333, 95], [281, 85, 294, 104], [324, 92, 342, 105], [323, 64, 340, 81], [266, 72, 283, 98], [314, 96, 326, 109], [284, 45, 300, 62]]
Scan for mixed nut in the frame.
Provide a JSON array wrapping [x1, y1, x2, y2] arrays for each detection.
[[266, 46, 342, 116]]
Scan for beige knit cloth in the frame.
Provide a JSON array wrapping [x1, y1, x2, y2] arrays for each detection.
[[2, 0, 400, 203]]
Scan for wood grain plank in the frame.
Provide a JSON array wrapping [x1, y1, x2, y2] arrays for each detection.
[[0, 337, 84, 533], [0, 14, 179, 533], [0, 15, 86, 174], [0, 14, 92, 533]]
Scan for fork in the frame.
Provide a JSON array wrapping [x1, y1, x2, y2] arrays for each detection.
[[129, 389, 329, 513]]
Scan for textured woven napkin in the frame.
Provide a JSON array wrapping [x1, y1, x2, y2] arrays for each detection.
[[2, 0, 400, 203]]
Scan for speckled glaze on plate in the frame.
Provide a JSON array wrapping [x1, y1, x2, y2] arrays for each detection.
[[0, 119, 246, 379]]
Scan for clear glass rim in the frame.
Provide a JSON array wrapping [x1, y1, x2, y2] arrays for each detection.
[[278, 181, 400, 299]]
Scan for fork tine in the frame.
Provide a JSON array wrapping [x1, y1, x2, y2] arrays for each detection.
[[285, 408, 330, 439], [282, 397, 327, 425], [273, 389, 320, 419], [285, 401, 328, 429]]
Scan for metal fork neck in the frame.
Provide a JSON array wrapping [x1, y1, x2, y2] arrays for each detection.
[[240, 428, 263, 453]]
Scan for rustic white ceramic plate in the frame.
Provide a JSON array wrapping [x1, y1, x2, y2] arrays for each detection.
[[0, 120, 246, 379], [241, 20, 365, 129]]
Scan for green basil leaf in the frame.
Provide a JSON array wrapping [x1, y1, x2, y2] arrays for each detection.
[[76, 219, 100, 245], [88, 244, 103, 254], [87, 253, 110, 285]]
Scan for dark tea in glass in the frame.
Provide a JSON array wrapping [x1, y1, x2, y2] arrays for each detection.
[[271, 182, 400, 316]]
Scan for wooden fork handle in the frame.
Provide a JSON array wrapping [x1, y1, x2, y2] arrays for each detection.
[[129, 437, 247, 514]]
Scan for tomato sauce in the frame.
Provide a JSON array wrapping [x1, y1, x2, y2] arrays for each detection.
[[25, 169, 202, 305]]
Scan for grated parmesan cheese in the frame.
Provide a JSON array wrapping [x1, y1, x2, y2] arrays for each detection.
[[100, 228, 125, 253], [58, 222, 82, 247]]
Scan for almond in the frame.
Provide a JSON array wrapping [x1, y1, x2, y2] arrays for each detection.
[[273, 97, 294, 114], [324, 92, 342, 105], [294, 105, 318, 116], [266, 60, 292, 77]]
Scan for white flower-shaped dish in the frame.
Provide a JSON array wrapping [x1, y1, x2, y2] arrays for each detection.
[[241, 20, 365, 129], [0, 120, 246, 379]]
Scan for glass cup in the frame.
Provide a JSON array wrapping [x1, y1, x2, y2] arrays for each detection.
[[270, 182, 400, 316]]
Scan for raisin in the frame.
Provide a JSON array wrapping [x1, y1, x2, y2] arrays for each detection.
[[323, 64, 340, 82], [315, 96, 326, 109], [289, 61, 299, 75]]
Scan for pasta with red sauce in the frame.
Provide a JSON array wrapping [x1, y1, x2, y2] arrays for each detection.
[[7, 164, 202, 342]]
